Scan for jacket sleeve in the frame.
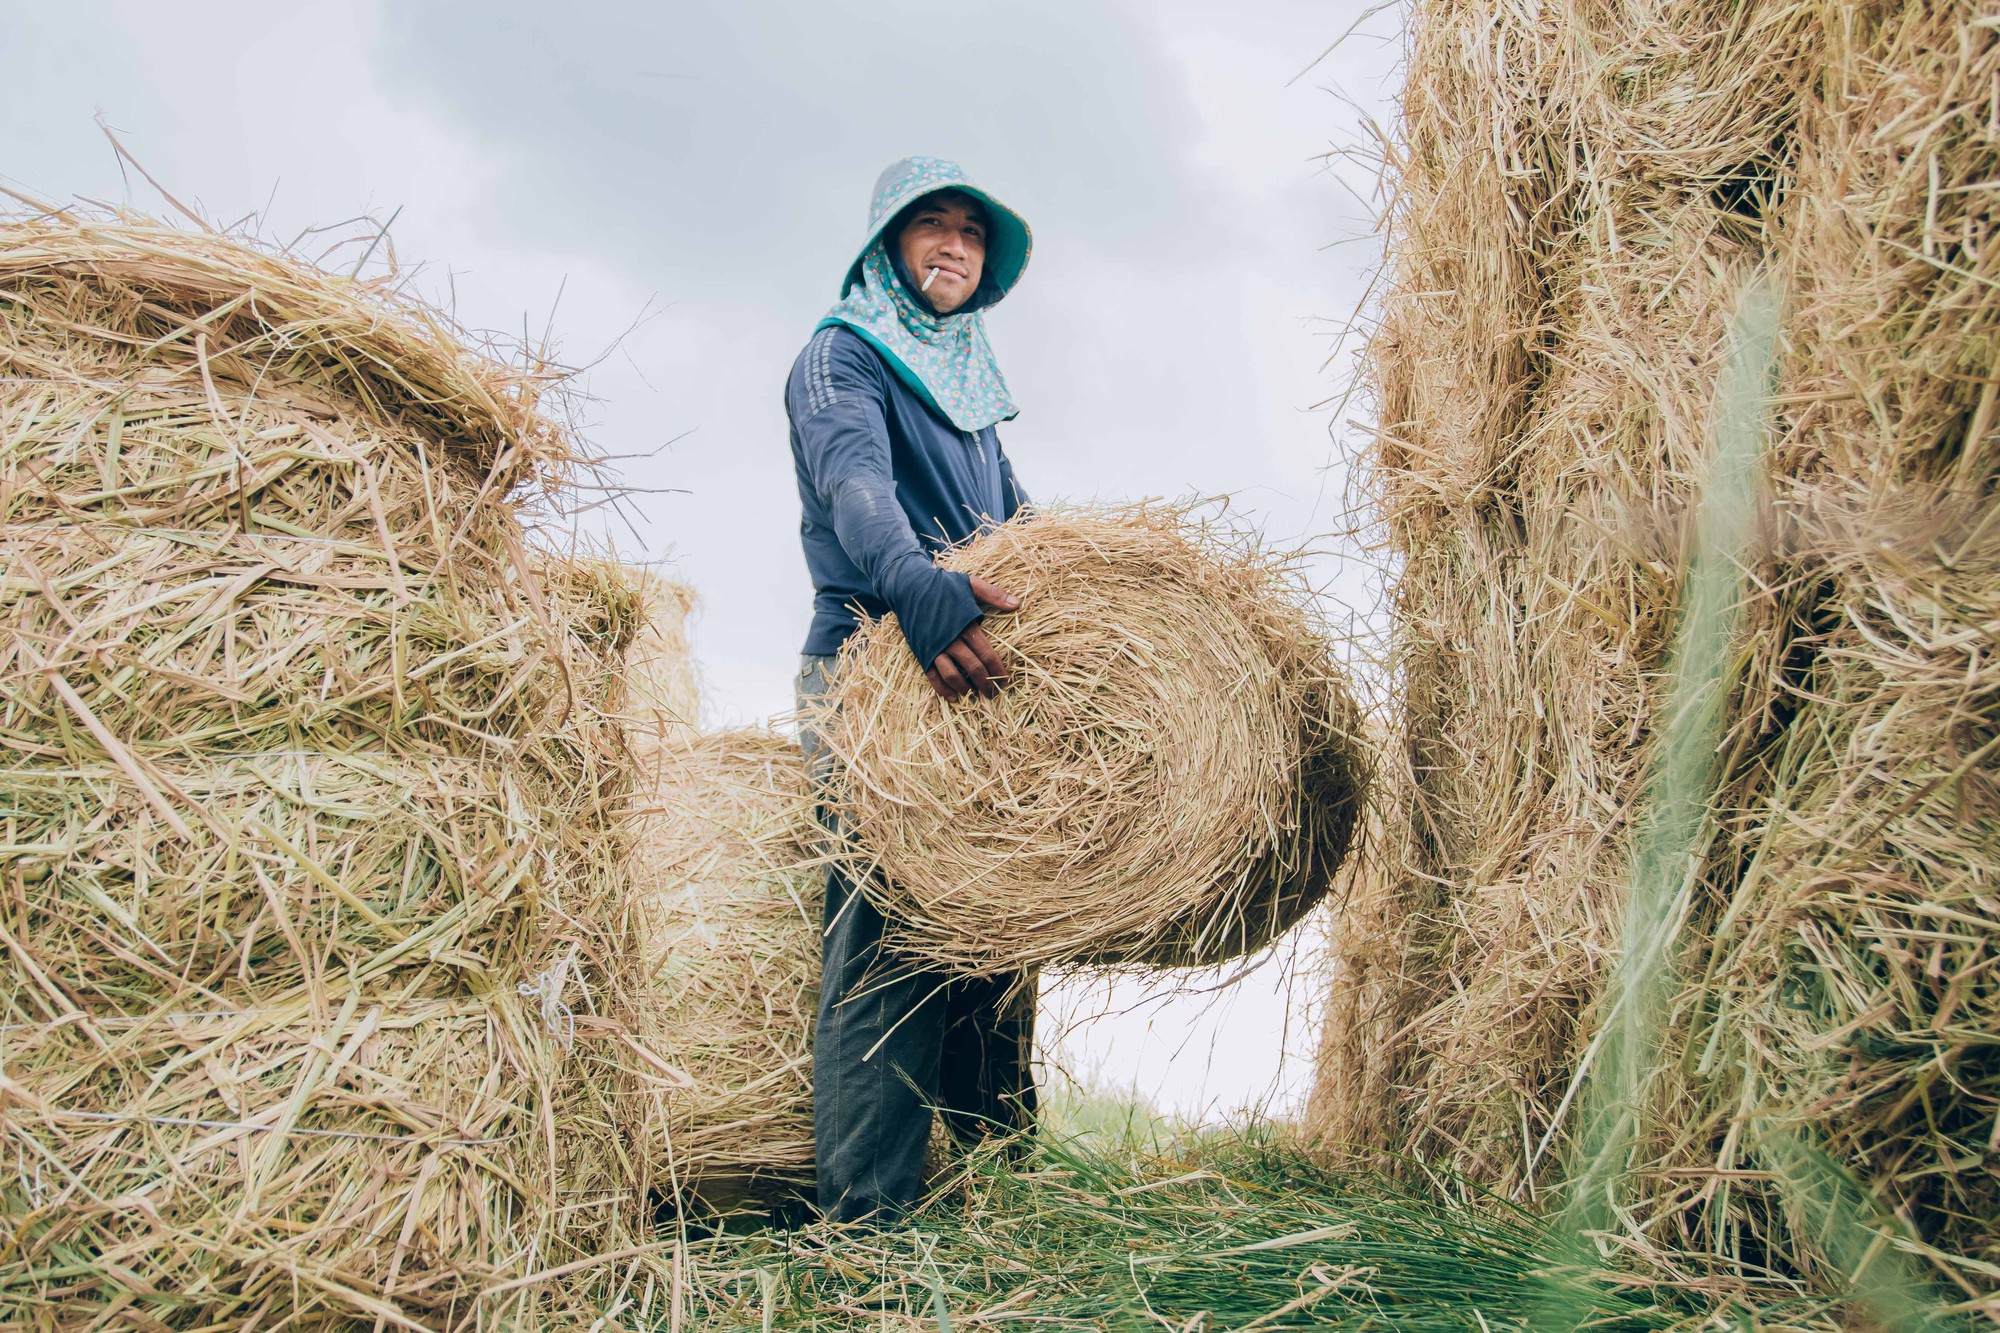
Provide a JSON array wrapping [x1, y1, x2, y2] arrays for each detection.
[[789, 331, 983, 667], [997, 444, 1030, 521]]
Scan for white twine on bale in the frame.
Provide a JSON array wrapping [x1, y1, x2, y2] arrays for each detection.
[[518, 942, 582, 1050]]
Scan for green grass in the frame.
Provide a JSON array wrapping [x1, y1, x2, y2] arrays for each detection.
[[1036, 1076, 1175, 1152], [623, 1126, 1834, 1332]]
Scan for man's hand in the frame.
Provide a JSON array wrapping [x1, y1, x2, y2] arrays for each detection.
[[927, 576, 1020, 702]]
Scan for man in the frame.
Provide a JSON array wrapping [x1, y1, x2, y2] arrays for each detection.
[[785, 156, 1037, 1224]]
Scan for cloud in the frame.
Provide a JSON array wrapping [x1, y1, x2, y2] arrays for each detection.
[[371, 0, 1235, 264], [352, 2, 1393, 728]]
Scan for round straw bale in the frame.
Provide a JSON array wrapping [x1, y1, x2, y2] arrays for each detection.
[[620, 569, 702, 750], [619, 729, 821, 1216], [6, 999, 554, 1322], [0, 215, 565, 495], [0, 214, 641, 1326], [820, 504, 1368, 973]]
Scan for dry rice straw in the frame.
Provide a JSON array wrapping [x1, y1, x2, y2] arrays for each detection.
[[1309, 0, 2000, 1305], [0, 212, 645, 1326], [823, 503, 1369, 975]]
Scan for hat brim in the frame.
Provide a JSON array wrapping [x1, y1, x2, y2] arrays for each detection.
[[842, 183, 1032, 303]]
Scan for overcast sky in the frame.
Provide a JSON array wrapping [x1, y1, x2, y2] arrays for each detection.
[[4, 0, 1402, 1120]]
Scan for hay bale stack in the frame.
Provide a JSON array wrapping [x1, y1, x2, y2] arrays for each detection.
[[619, 729, 820, 1216], [0, 216, 641, 1325], [824, 505, 1367, 973], [1311, 0, 2000, 1295]]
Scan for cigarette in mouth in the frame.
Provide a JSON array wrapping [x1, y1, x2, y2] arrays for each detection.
[[921, 267, 941, 292]]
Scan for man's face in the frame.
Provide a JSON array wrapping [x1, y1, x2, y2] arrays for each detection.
[[896, 191, 988, 315]]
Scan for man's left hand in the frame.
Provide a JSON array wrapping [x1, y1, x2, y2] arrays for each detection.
[[927, 576, 1020, 702]]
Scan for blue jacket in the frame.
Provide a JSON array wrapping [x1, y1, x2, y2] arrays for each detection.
[[786, 325, 1028, 666]]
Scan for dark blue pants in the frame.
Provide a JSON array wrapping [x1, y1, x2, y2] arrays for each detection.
[[797, 655, 1037, 1224]]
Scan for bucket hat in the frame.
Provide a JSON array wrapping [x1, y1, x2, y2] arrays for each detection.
[[840, 157, 1033, 303]]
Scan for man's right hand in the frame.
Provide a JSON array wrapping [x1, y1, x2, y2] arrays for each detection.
[[927, 576, 1020, 702]]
